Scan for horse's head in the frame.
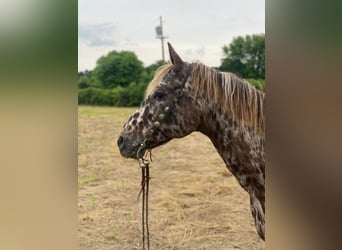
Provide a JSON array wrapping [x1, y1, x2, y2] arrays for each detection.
[[118, 43, 201, 158]]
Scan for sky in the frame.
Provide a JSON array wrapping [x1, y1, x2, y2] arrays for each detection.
[[78, 0, 265, 72]]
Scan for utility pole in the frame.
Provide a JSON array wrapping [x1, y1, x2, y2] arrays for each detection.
[[155, 16, 168, 62]]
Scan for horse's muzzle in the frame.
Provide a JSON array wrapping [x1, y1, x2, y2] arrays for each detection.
[[117, 134, 145, 159]]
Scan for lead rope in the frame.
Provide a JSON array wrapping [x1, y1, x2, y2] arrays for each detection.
[[134, 65, 192, 249], [137, 142, 152, 250]]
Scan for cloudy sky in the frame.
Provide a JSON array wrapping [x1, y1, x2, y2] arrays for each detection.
[[78, 0, 264, 71]]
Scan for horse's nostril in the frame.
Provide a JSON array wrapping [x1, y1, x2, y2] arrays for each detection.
[[117, 136, 124, 148]]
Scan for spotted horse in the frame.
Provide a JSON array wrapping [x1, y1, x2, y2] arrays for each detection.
[[118, 43, 265, 240]]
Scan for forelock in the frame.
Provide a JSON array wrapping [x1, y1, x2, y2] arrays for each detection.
[[145, 64, 174, 97]]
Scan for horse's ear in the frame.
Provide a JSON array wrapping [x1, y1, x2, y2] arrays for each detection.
[[168, 42, 184, 71]]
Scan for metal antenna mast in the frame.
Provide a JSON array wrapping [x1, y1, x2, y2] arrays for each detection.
[[155, 16, 168, 62]]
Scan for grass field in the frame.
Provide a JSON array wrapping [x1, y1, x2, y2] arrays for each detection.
[[78, 106, 264, 249]]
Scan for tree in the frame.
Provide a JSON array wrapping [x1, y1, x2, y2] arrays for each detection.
[[219, 34, 265, 79], [92, 50, 145, 89], [144, 60, 165, 83], [78, 77, 90, 89], [78, 70, 92, 80], [145, 60, 165, 75]]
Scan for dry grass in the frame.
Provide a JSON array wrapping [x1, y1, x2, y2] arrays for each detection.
[[78, 106, 264, 249]]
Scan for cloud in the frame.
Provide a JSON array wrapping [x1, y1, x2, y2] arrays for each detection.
[[195, 46, 206, 58], [182, 46, 206, 60], [78, 22, 117, 47], [183, 49, 193, 56]]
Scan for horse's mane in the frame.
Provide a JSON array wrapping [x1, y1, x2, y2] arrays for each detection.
[[145, 64, 173, 97], [191, 63, 265, 134], [146, 63, 265, 135]]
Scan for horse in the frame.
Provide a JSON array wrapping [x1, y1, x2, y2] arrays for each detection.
[[117, 43, 265, 240]]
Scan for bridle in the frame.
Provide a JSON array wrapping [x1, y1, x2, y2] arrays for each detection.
[[143, 64, 193, 149], [135, 64, 192, 250]]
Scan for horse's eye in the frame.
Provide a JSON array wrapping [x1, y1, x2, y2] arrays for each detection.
[[153, 92, 166, 101]]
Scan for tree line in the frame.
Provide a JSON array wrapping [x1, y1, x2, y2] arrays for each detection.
[[78, 34, 265, 106]]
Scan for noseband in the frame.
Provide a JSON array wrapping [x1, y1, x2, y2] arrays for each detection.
[[134, 65, 192, 249]]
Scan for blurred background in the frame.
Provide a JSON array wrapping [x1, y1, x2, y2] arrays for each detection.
[[1, 0, 342, 249], [77, 1, 265, 249]]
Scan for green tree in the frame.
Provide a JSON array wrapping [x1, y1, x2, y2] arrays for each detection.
[[78, 77, 90, 89], [144, 60, 165, 83], [92, 50, 145, 89], [219, 34, 265, 79], [246, 78, 265, 91], [145, 60, 164, 74], [78, 70, 92, 80], [126, 81, 148, 106]]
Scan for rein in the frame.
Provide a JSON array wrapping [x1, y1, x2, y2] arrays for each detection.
[[137, 144, 152, 250], [135, 65, 192, 250]]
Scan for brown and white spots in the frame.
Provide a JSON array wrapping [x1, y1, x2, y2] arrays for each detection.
[[118, 43, 265, 240], [133, 111, 140, 119]]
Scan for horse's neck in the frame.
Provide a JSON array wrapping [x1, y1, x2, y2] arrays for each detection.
[[195, 98, 265, 239], [196, 102, 265, 199]]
